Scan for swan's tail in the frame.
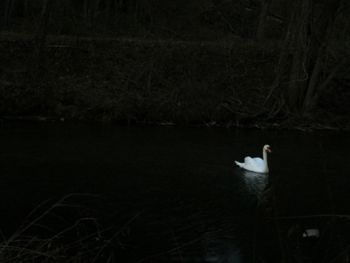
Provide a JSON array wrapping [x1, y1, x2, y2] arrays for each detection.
[[235, 161, 243, 168]]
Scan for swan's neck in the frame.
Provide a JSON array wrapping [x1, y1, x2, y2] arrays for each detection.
[[263, 149, 269, 172]]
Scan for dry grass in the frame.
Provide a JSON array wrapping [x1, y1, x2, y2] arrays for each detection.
[[0, 194, 140, 263]]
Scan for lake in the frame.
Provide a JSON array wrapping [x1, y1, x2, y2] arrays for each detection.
[[0, 123, 349, 262]]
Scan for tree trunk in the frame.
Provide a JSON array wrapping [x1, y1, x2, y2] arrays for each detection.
[[302, 0, 343, 112], [83, 0, 89, 22], [285, 0, 311, 111], [3, 0, 14, 27], [23, 0, 29, 17], [271, 0, 342, 115], [256, 0, 271, 40], [106, 0, 116, 24], [34, 0, 52, 69]]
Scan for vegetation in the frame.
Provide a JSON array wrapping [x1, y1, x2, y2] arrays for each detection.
[[0, 194, 136, 263], [0, 0, 349, 129], [1, 2, 349, 261]]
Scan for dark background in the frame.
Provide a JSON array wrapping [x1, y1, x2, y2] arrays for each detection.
[[0, 0, 349, 129], [0, 2, 350, 262]]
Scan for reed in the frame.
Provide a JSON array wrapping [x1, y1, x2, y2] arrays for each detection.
[[0, 194, 139, 263]]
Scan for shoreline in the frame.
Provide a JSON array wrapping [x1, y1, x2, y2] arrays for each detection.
[[0, 115, 348, 131], [1, 34, 349, 131]]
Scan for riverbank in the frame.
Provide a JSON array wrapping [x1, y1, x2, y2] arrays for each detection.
[[1, 33, 349, 130]]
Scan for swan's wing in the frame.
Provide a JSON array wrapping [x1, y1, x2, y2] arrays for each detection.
[[252, 157, 264, 167], [242, 157, 264, 171], [243, 156, 257, 168], [244, 156, 253, 163], [244, 157, 263, 166]]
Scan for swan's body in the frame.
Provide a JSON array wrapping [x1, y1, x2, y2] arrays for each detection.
[[235, 145, 271, 173]]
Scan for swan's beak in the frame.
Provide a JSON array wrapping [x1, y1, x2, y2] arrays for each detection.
[[267, 148, 272, 153]]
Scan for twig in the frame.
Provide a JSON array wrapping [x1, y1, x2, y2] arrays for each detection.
[[270, 214, 350, 220]]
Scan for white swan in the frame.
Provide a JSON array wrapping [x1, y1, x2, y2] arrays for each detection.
[[235, 145, 271, 173]]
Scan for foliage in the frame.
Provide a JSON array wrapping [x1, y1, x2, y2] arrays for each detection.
[[0, 37, 279, 126], [0, 194, 134, 263], [0, 0, 350, 128]]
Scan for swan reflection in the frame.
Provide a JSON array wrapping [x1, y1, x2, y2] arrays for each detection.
[[204, 239, 242, 263], [242, 170, 268, 197]]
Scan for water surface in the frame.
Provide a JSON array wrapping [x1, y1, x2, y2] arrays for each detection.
[[0, 123, 349, 262]]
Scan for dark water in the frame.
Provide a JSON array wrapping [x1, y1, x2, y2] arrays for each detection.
[[0, 123, 349, 262]]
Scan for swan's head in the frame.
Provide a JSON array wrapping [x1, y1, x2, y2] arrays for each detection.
[[263, 144, 272, 153]]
